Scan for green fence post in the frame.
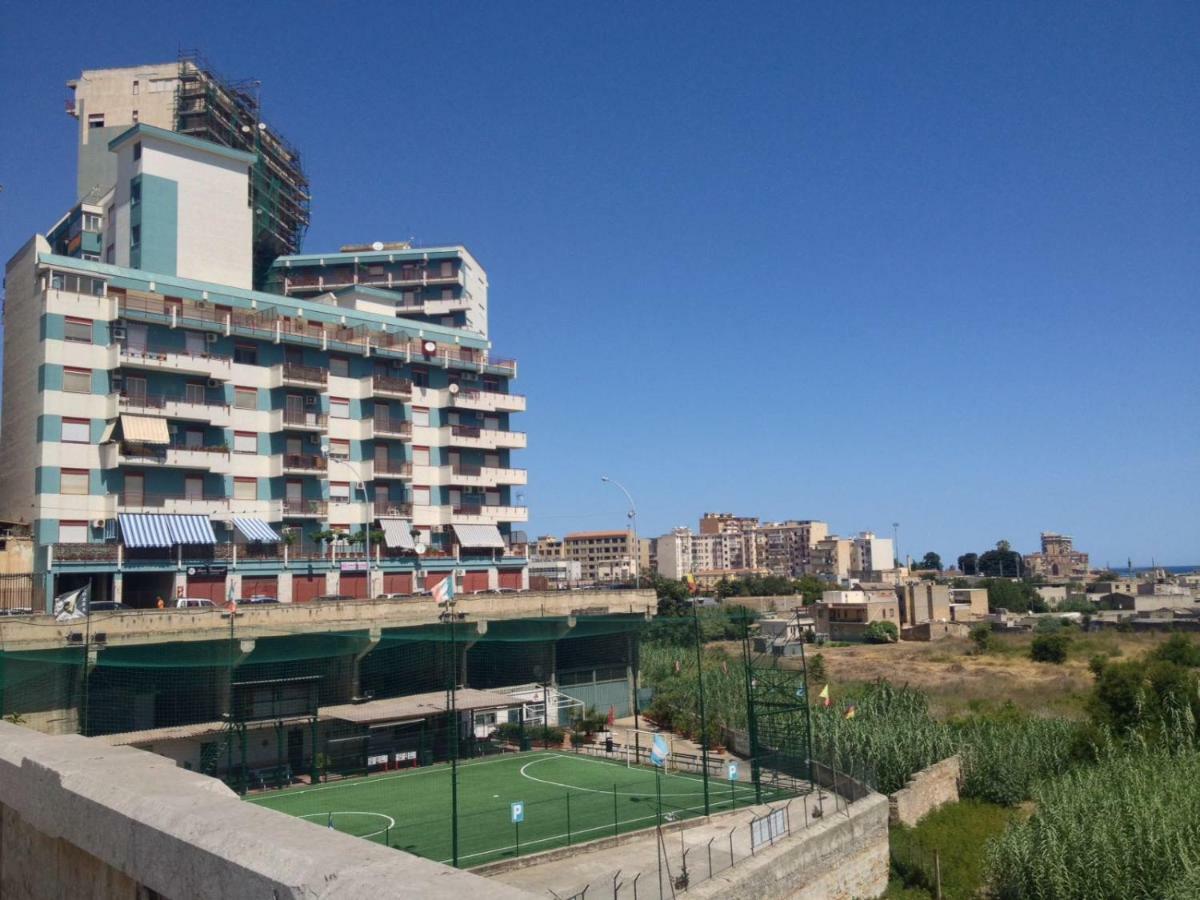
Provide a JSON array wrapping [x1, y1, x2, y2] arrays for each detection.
[[566, 792, 572, 846], [613, 783, 619, 838]]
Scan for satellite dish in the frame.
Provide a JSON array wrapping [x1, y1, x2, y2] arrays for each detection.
[[448, 383, 460, 395], [414, 542, 427, 555], [422, 340, 437, 355], [371, 241, 384, 251]]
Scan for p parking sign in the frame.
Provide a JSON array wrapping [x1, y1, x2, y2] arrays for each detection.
[[727, 762, 739, 781], [511, 801, 524, 824]]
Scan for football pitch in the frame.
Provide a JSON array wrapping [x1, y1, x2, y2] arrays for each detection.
[[247, 750, 795, 867]]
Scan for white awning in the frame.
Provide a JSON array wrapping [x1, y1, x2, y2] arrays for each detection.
[[120, 414, 170, 444], [379, 518, 415, 550], [452, 523, 505, 549], [233, 518, 281, 542]]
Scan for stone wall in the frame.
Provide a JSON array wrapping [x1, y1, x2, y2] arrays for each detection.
[[888, 756, 961, 826], [0, 721, 536, 900], [900, 621, 969, 642]]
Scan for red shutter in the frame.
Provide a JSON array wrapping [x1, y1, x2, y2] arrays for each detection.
[[292, 574, 325, 604], [241, 577, 277, 598], [463, 571, 490, 594], [383, 572, 413, 595], [498, 569, 524, 590], [341, 573, 368, 599], [186, 575, 225, 603]]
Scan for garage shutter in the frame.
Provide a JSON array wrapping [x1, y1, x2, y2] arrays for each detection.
[[292, 574, 325, 604], [187, 575, 226, 603], [463, 570, 490, 594], [241, 577, 277, 598], [383, 572, 413, 595], [498, 569, 523, 590], [341, 573, 368, 599], [425, 573, 450, 592]]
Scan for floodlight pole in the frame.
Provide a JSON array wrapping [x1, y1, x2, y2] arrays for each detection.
[[442, 596, 460, 867], [601, 476, 638, 587], [692, 599, 711, 815]]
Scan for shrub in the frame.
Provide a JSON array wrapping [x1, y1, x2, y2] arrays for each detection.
[[969, 624, 992, 654], [807, 652, 827, 683], [1030, 633, 1070, 664], [864, 620, 899, 644]]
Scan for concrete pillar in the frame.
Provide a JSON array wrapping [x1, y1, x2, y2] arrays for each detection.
[[277, 571, 293, 603], [111, 572, 123, 606], [368, 567, 382, 599], [326, 571, 339, 595], [216, 639, 257, 716], [346, 627, 381, 701]]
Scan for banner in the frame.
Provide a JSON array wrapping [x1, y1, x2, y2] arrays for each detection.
[[650, 733, 670, 767], [53, 584, 90, 622]]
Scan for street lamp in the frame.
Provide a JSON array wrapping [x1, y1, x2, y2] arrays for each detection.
[[892, 522, 900, 569], [601, 476, 639, 588], [321, 443, 372, 591]]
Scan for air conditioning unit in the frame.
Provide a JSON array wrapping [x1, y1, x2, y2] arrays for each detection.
[[304, 395, 316, 406], [206, 379, 220, 389], [111, 326, 127, 340], [204, 333, 218, 344]]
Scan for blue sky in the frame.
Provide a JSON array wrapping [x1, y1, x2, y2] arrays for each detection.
[[1, 2, 1197, 566]]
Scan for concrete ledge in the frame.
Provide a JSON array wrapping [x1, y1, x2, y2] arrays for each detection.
[[888, 756, 960, 827], [0, 722, 536, 899]]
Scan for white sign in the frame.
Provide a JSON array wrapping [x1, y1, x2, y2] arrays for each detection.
[[511, 801, 524, 824], [727, 762, 739, 781]]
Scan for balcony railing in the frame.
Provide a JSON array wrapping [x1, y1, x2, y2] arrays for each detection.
[[451, 425, 482, 439], [374, 500, 413, 517], [282, 410, 329, 429], [118, 442, 230, 463], [373, 461, 413, 478], [282, 453, 327, 472], [371, 374, 413, 397], [118, 492, 227, 508], [281, 362, 328, 385], [452, 388, 527, 410], [119, 390, 228, 412], [373, 416, 411, 438], [281, 499, 327, 517], [119, 343, 232, 367]]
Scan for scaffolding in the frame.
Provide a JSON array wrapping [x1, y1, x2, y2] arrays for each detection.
[[174, 51, 311, 288]]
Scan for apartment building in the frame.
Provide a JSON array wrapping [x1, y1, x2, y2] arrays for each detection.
[[698, 512, 760, 569], [556, 531, 638, 584], [3, 117, 527, 607], [655, 526, 759, 582], [757, 520, 829, 579]]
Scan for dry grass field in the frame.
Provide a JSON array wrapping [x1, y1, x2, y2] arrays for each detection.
[[782, 631, 1173, 720]]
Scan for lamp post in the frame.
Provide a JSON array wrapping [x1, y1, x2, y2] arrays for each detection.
[[321, 444, 372, 590], [601, 476, 639, 587], [892, 522, 900, 569]]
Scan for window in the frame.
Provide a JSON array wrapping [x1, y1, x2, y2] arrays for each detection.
[[329, 356, 349, 377], [183, 429, 203, 449], [330, 398, 349, 419], [59, 520, 89, 544], [130, 182, 141, 206], [233, 343, 257, 365], [412, 407, 429, 427], [88, 113, 104, 129], [132, 79, 140, 95], [411, 367, 429, 388], [130, 224, 141, 248], [64, 317, 92, 343], [233, 432, 257, 454], [62, 418, 90, 443], [234, 387, 257, 410], [50, 273, 106, 296], [442, 288, 454, 300], [328, 439, 350, 459], [234, 478, 257, 501], [440, 260, 454, 277], [63, 367, 91, 393], [61, 469, 89, 496], [329, 482, 351, 502], [133, 142, 142, 161], [412, 446, 430, 466], [131, 109, 139, 124], [412, 486, 430, 506], [367, 264, 384, 276], [82, 213, 103, 232], [105, 244, 115, 264], [184, 476, 203, 500]]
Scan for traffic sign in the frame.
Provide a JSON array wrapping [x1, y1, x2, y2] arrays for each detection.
[[511, 801, 524, 824]]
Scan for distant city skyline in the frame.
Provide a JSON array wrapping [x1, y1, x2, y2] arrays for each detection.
[[1, 3, 1195, 566]]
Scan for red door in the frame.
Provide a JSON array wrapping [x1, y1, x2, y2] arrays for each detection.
[[292, 574, 325, 604], [425, 573, 452, 592], [341, 573, 368, 599], [241, 576, 277, 598], [498, 569, 523, 590], [463, 570, 490, 594], [186, 575, 226, 603], [383, 572, 413, 595]]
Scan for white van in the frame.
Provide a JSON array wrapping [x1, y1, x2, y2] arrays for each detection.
[[176, 597, 215, 609]]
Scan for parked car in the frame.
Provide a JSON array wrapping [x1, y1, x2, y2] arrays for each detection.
[[176, 597, 215, 609], [313, 594, 353, 603], [0, 608, 34, 617], [242, 595, 279, 605]]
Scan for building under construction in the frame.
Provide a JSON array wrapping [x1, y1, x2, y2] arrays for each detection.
[[66, 52, 311, 287]]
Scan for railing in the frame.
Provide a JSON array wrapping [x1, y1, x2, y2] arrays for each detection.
[[281, 499, 327, 516], [373, 416, 411, 437], [451, 464, 482, 477], [373, 461, 413, 477], [374, 501, 413, 517], [450, 425, 481, 439], [453, 389, 526, 406], [119, 343, 231, 365], [118, 492, 227, 508], [282, 453, 327, 471], [450, 464, 528, 482], [371, 374, 413, 396], [119, 441, 230, 461], [282, 410, 329, 429], [119, 390, 228, 411], [281, 362, 328, 385]]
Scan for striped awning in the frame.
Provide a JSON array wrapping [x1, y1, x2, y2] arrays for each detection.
[[452, 523, 506, 549], [119, 514, 216, 548], [379, 518, 416, 550], [233, 517, 281, 543], [99, 420, 117, 443], [120, 414, 170, 444]]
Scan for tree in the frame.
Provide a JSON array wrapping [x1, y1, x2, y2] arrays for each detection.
[[793, 575, 832, 605], [1030, 633, 1070, 664], [969, 623, 992, 653], [957, 553, 979, 575], [918, 552, 943, 571], [863, 620, 899, 644], [982, 578, 1047, 614], [977, 547, 1024, 578], [807, 652, 827, 683]]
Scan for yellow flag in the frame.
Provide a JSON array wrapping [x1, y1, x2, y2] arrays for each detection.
[[819, 684, 831, 707]]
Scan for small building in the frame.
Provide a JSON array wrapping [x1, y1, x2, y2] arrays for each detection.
[[948, 588, 988, 620], [898, 582, 951, 625], [814, 591, 900, 642]]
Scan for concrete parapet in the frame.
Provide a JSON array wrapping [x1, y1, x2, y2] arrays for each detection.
[[0, 721, 536, 899], [888, 755, 961, 826]]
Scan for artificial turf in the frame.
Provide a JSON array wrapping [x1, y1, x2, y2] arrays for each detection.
[[247, 749, 791, 867]]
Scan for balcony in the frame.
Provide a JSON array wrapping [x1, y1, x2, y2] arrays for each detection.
[[277, 361, 329, 388], [374, 500, 413, 518], [451, 505, 529, 524], [280, 410, 329, 432], [117, 343, 232, 379], [282, 453, 328, 474], [118, 492, 228, 516], [281, 499, 327, 518], [119, 390, 229, 424], [372, 461, 413, 480], [371, 374, 413, 399], [116, 442, 231, 472], [372, 415, 411, 439], [448, 464, 528, 488], [451, 389, 527, 414], [446, 424, 527, 450], [423, 296, 471, 316]]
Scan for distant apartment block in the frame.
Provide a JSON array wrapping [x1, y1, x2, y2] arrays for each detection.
[[758, 520, 829, 579], [534, 531, 638, 585]]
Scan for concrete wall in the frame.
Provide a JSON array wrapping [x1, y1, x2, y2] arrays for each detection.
[[900, 621, 969, 642], [888, 755, 961, 827], [0, 721, 535, 899], [688, 793, 890, 900]]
